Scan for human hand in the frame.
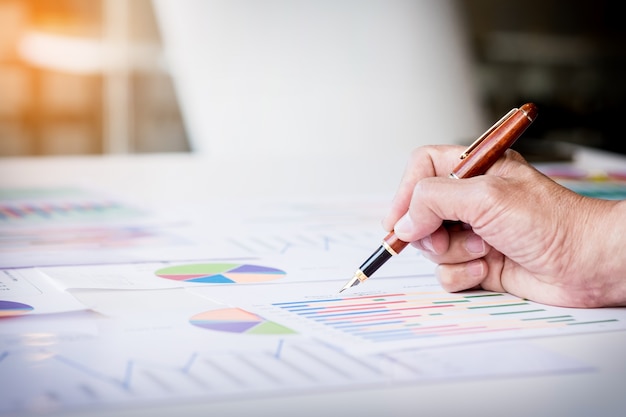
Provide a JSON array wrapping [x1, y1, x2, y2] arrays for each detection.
[[382, 145, 626, 307]]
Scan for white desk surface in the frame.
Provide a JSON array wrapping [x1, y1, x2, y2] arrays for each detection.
[[1, 148, 625, 417]]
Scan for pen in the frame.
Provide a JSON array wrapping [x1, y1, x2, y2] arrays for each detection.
[[339, 103, 538, 293]]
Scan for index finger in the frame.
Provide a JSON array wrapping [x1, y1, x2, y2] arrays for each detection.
[[382, 145, 466, 231]]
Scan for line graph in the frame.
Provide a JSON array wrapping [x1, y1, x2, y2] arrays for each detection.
[[0, 340, 382, 412], [0, 337, 588, 415], [224, 231, 379, 255]]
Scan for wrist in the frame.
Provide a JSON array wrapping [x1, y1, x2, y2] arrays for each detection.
[[574, 198, 626, 307]]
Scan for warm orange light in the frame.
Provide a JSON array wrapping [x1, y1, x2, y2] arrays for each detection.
[[18, 30, 163, 75], [18, 30, 105, 74]]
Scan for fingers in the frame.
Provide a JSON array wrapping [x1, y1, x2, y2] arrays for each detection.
[[417, 228, 493, 293], [383, 147, 531, 235], [436, 259, 487, 292], [382, 147, 529, 233], [419, 229, 490, 262], [382, 145, 467, 231], [436, 250, 507, 294], [392, 175, 497, 243]]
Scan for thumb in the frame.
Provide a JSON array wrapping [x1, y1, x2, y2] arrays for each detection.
[[392, 175, 505, 243]]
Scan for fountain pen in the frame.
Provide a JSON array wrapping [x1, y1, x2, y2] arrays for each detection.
[[339, 103, 538, 293]]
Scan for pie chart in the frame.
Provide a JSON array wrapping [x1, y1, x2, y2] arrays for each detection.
[[0, 300, 34, 317], [155, 263, 286, 284], [190, 308, 296, 334]]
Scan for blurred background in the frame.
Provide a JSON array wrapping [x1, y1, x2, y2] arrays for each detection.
[[0, 0, 625, 160], [0, 0, 188, 155]]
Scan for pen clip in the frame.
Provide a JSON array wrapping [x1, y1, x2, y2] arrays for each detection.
[[459, 108, 517, 160]]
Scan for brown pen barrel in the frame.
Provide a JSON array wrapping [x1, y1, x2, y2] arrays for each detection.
[[383, 231, 409, 254], [452, 103, 538, 179]]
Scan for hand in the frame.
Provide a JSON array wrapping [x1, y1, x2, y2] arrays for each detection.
[[382, 145, 626, 307]]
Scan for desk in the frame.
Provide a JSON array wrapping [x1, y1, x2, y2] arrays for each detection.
[[1, 148, 626, 417]]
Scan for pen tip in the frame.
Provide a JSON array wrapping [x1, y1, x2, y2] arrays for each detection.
[[338, 274, 361, 293]]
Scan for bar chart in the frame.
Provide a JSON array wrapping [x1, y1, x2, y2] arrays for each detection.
[[262, 284, 625, 350]]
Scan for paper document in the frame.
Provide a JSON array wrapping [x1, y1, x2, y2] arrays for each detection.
[[37, 249, 434, 291], [0, 268, 86, 315], [190, 276, 626, 354], [0, 298, 590, 415]]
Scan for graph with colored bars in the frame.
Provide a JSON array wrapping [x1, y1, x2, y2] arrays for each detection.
[[0, 199, 144, 225], [559, 180, 626, 200], [271, 288, 622, 347], [539, 166, 626, 200]]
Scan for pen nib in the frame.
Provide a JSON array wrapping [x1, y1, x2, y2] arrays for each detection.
[[338, 274, 361, 293]]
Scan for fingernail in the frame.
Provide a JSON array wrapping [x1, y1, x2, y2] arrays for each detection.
[[467, 259, 484, 277], [420, 235, 434, 253], [394, 214, 414, 235], [466, 233, 485, 254]]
